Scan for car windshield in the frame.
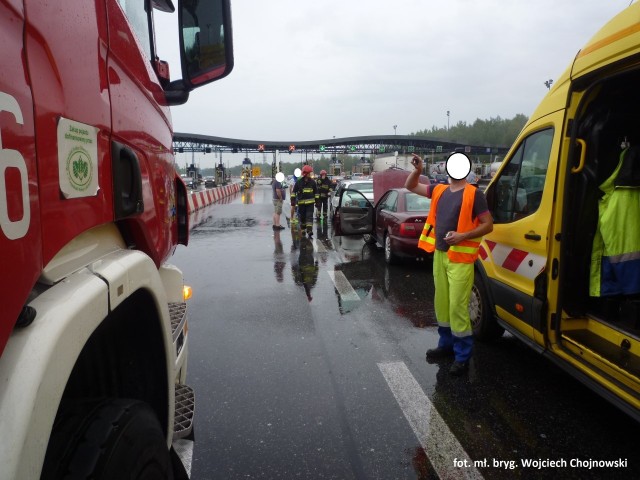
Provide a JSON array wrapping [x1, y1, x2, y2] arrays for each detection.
[[406, 193, 431, 212]]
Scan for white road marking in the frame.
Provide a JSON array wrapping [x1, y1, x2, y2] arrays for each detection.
[[327, 270, 361, 302], [378, 362, 483, 480]]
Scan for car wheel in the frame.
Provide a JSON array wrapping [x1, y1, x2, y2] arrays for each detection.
[[384, 233, 396, 265], [470, 274, 504, 341], [383, 265, 391, 294], [362, 233, 377, 245]]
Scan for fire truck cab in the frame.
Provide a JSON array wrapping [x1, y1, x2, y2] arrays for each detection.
[[0, 0, 233, 478]]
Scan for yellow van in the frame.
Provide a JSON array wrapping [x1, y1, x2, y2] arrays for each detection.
[[471, 3, 640, 420], [336, 3, 640, 420]]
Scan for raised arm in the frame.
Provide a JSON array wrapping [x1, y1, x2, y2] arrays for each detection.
[[405, 154, 429, 196]]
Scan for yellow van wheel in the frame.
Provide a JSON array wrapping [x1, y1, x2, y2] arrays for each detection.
[[470, 275, 504, 341]]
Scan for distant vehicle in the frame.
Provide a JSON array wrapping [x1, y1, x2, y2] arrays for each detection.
[[362, 188, 431, 264], [466, 172, 480, 186], [489, 161, 503, 177], [204, 176, 216, 188], [434, 174, 449, 185], [430, 162, 446, 175], [330, 179, 374, 218], [181, 175, 197, 190], [328, 175, 344, 187]]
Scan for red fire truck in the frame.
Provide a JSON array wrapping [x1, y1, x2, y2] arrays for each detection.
[[0, 0, 233, 478]]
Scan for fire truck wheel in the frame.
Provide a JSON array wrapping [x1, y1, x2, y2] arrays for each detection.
[[42, 398, 173, 480], [470, 275, 504, 341]]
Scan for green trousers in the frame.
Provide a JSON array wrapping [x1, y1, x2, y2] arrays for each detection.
[[433, 250, 474, 338]]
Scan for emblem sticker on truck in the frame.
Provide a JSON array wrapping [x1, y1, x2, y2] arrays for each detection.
[[57, 117, 99, 198]]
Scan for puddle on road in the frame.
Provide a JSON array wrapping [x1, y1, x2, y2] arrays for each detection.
[[191, 216, 259, 234]]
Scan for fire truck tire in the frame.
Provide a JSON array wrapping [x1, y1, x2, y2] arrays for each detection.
[[41, 398, 173, 480], [470, 275, 504, 341]]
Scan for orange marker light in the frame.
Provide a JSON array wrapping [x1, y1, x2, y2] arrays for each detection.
[[183, 285, 193, 301], [515, 303, 524, 313]]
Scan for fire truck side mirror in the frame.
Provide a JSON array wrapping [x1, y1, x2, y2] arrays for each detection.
[[178, 0, 234, 90]]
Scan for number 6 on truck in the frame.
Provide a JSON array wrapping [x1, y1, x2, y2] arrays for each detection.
[[0, 91, 29, 241]]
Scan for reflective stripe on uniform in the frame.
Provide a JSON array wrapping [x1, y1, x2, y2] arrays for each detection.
[[449, 241, 481, 255]]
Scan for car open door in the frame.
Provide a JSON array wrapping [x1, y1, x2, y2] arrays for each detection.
[[333, 189, 374, 236]]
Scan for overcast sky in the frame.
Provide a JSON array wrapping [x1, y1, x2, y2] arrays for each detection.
[[157, 1, 632, 167]]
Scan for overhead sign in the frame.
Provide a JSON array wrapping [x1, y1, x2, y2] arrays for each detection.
[[436, 145, 443, 153], [257, 144, 265, 152], [288, 145, 295, 153], [319, 145, 326, 152]]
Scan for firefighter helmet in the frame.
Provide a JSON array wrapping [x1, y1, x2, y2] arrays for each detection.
[[302, 165, 313, 176]]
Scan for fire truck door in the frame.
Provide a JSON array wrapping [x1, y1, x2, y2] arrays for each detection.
[[24, 0, 112, 265], [106, 0, 175, 266]]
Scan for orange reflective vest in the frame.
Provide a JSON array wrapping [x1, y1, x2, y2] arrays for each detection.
[[417, 183, 482, 263]]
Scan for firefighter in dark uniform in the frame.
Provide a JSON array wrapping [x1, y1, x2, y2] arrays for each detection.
[[292, 165, 319, 238], [315, 169, 333, 221]]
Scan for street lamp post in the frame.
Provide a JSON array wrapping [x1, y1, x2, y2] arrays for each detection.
[[393, 124, 397, 135], [447, 110, 450, 130], [544, 79, 553, 90]]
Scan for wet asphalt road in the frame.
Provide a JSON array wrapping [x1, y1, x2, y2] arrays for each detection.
[[172, 182, 640, 480]]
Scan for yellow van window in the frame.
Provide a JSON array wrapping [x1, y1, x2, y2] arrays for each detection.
[[491, 128, 553, 223]]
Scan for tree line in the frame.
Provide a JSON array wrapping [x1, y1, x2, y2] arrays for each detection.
[[411, 114, 528, 148]]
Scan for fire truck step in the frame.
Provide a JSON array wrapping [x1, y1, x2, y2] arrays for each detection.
[[173, 384, 195, 440]]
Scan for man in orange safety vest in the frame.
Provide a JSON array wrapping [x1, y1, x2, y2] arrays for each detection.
[[405, 152, 493, 376]]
